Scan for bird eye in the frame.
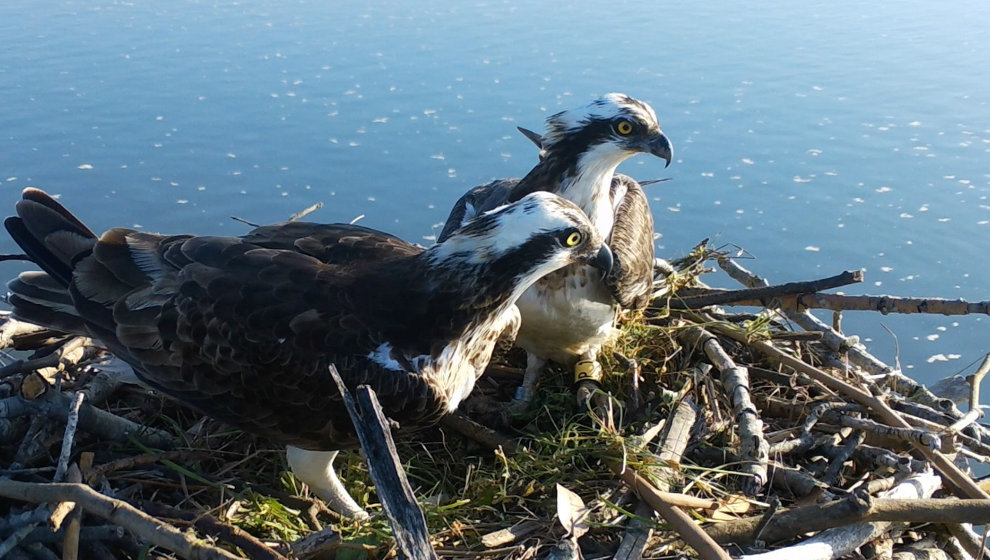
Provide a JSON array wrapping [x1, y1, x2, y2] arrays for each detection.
[[615, 120, 634, 135], [564, 231, 583, 247]]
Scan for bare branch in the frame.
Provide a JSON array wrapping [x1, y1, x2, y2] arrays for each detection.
[[666, 270, 863, 310], [0, 479, 243, 560], [681, 327, 769, 495], [609, 462, 732, 560], [735, 473, 940, 560], [328, 364, 438, 560], [53, 393, 84, 483]]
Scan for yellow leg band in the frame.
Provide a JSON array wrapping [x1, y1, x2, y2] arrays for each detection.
[[574, 360, 603, 384]]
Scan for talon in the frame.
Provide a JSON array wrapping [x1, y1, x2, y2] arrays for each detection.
[[575, 380, 599, 410]]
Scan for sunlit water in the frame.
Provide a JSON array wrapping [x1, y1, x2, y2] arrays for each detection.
[[1, 0, 988, 395]]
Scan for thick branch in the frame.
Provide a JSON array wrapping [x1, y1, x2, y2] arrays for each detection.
[[666, 270, 863, 309], [328, 364, 438, 560], [737, 473, 940, 560], [681, 327, 768, 495], [141, 501, 288, 560], [794, 292, 990, 316], [865, 498, 990, 523], [616, 398, 699, 560], [708, 494, 990, 545], [706, 491, 871, 545], [609, 462, 731, 560], [0, 314, 54, 349], [677, 289, 990, 316], [0, 389, 175, 449], [836, 415, 940, 450], [439, 412, 520, 454], [0, 479, 242, 560], [947, 353, 989, 433]]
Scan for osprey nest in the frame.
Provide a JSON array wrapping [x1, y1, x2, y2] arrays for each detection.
[[0, 241, 989, 560]]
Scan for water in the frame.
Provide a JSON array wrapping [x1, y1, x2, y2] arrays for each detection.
[[1, 0, 988, 391]]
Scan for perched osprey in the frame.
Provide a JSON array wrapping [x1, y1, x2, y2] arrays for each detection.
[[5, 188, 611, 518], [438, 93, 672, 406]]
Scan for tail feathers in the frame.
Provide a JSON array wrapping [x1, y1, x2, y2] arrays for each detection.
[[5, 189, 97, 286], [20, 188, 96, 238], [93, 229, 163, 288], [7, 271, 87, 334]]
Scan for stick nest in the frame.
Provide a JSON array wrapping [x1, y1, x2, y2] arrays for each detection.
[[0, 241, 987, 560]]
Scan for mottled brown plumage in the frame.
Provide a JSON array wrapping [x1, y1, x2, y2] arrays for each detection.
[[5, 187, 611, 459]]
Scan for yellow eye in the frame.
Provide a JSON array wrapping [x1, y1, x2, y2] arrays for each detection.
[[565, 231, 582, 247], [616, 120, 634, 135]]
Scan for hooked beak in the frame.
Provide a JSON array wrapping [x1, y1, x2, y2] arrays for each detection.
[[584, 244, 614, 276], [646, 131, 673, 168]]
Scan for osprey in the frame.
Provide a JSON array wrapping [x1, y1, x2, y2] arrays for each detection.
[[5, 188, 611, 518], [438, 93, 672, 406]]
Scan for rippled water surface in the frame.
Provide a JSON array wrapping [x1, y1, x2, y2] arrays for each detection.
[[1, 0, 988, 388]]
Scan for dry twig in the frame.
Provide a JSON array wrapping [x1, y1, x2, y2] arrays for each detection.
[[0, 479, 243, 560], [609, 462, 732, 560]]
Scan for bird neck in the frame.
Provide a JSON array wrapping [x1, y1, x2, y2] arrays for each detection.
[[419, 250, 532, 317], [518, 143, 628, 240], [418, 235, 562, 335], [382, 250, 530, 408], [559, 163, 619, 239]]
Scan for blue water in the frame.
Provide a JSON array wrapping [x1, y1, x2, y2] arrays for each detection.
[[1, 0, 988, 389]]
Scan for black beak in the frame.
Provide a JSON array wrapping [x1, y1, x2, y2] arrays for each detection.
[[585, 244, 614, 276], [647, 132, 673, 168]]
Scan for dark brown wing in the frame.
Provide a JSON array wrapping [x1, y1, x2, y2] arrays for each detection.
[[605, 175, 656, 310], [242, 221, 422, 264], [98, 228, 440, 449], [6, 190, 448, 450], [89, 229, 446, 450], [436, 127, 554, 242], [437, 179, 522, 242]]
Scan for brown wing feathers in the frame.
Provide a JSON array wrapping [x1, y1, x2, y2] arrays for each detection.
[[605, 176, 656, 310], [5, 271, 84, 333], [3, 188, 453, 449], [6, 189, 96, 285], [242, 221, 422, 265]]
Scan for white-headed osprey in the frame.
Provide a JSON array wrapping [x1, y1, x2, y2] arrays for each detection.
[[438, 93, 672, 406], [5, 188, 611, 518]]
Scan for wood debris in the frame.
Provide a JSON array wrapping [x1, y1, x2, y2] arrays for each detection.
[[0, 241, 988, 559]]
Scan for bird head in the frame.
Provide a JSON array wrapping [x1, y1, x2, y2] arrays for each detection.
[[542, 93, 673, 168], [429, 191, 612, 293]]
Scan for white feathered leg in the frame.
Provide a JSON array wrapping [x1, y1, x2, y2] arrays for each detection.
[[286, 446, 369, 519], [509, 353, 546, 411]]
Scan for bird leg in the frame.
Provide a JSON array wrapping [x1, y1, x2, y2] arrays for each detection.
[[285, 446, 369, 520], [508, 353, 547, 411], [574, 356, 608, 412]]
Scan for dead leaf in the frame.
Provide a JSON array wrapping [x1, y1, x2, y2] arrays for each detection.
[[556, 484, 589, 539]]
